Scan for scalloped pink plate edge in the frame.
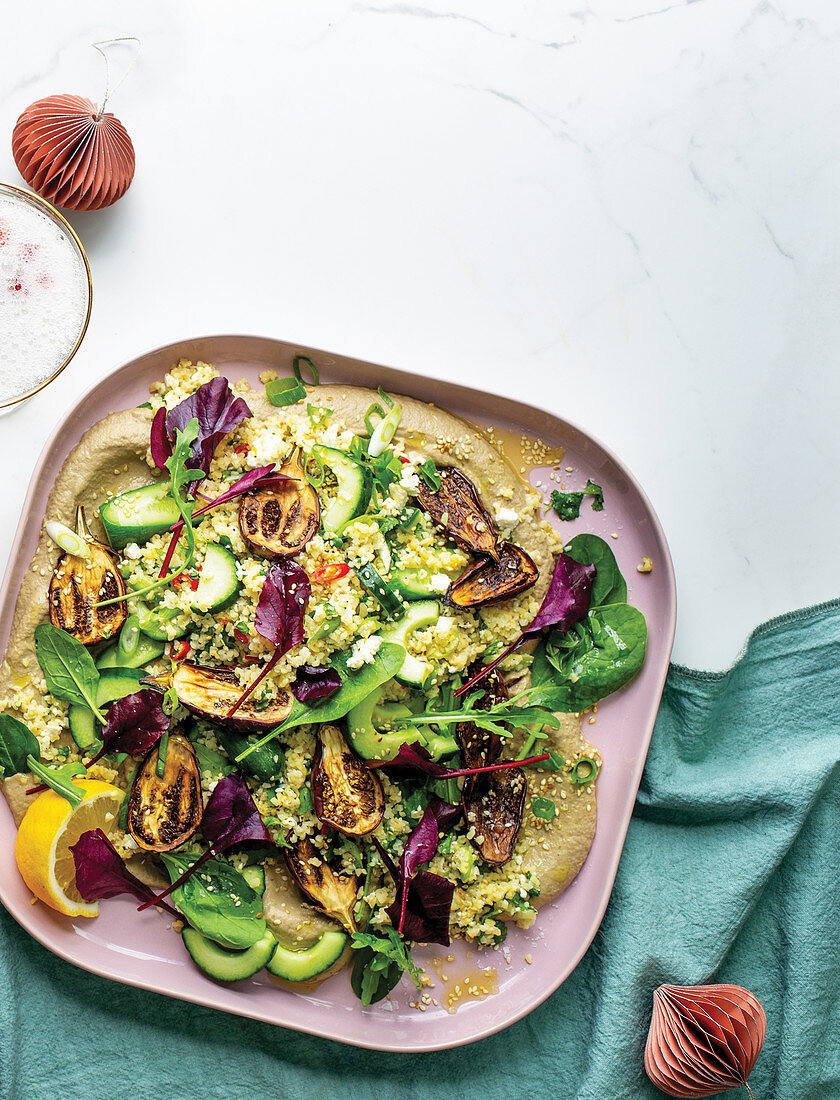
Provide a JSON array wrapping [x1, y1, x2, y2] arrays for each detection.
[[0, 335, 676, 1051]]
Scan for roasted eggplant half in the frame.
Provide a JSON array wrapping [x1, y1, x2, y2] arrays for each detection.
[[285, 835, 359, 933], [414, 467, 499, 559], [463, 766, 526, 867], [165, 662, 293, 734], [48, 506, 126, 646], [127, 733, 203, 852], [239, 446, 320, 558], [312, 724, 385, 837], [456, 666, 508, 769], [446, 541, 538, 608]]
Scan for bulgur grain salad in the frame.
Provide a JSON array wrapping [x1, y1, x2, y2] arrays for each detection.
[[0, 358, 647, 1003]]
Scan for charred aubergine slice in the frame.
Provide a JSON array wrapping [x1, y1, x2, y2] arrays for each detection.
[[463, 766, 527, 868], [239, 445, 320, 558], [127, 733, 203, 852], [446, 541, 538, 608], [414, 467, 499, 559], [455, 665, 508, 769], [311, 724, 385, 837], [285, 835, 359, 933], [164, 662, 293, 734], [48, 506, 126, 646]]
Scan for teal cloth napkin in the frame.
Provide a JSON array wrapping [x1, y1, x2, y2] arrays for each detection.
[[2, 601, 840, 1099]]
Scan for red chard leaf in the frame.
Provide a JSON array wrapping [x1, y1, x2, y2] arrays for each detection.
[[387, 797, 461, 941], [292, 665, 343, 704], [387, 869, 456, 946], [189, 465, 292, 518], [151, 378, 252, 479], [149, 407, 172, 471], [71, 829, 181, 918], [255, 560, 311, 653], [201, 771, 273, 851], [367, 742, 449, 777], [86, 689, 169, 767]]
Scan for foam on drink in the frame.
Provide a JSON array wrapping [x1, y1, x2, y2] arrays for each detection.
[[0, 188, 89, 406]]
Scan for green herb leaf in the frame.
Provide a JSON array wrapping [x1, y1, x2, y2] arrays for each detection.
[[165, 419, 204, 567], [297, 786, 314, 815], [161, 852, 266, 950], [26, 756, 86, 808], [0, 714, 41, 778], [417, 457, 441, 492], [350, 926, 424, 1005], [34, 623, 104, 721], [531, 796, 556, 821], [549, 480, 604, 522]]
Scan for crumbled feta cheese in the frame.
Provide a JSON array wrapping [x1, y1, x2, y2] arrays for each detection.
[[494, 506, 519, 536], [123, 542, 144, 560], [429, 573, 450, 594], [346, 634, 383, 669], [399, 466, 421, 493]]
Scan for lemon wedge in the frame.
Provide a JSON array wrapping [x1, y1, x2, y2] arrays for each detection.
[[15, 779, 124, 917]]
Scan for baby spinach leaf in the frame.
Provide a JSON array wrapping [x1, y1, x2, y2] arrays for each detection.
[[34, 623, 103, 719], [235, 643, 406, 765], [0, 714, 40, 777], [161, 852, 266, 951], [544, 604, 647, 711], [564, 533, 627, 608], [417, 458, 441, 492]]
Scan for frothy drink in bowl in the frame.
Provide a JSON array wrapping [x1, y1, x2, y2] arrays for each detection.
[[0, 183, 91, 410]]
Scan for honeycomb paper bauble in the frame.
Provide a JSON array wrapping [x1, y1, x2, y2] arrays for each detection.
[[12, 94, 135, 211], [644, 983, 766, 1098]]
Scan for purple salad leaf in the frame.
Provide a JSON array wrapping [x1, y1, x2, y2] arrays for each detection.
[[366, 743, 449, 778], [200, 771, 273, 852], [292, 664, 343, 704], [255, 559, 311, 653], [151, 377, 252, 478], [456, 552, 596, 697], [388, 869, 456, 946], [71, 829, 181, 919], [386, 798, 461, 942], [85, 689, 169, 768], [149, 406, 172, 470]]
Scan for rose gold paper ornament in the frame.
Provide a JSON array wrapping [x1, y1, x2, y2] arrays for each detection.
[[645, 983, 766, 1099], [12, 94, 135, 211]]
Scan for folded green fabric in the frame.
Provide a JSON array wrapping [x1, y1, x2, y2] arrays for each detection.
[[2, 601, 839, 1099]]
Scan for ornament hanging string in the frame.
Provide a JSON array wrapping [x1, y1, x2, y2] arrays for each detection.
[[92, 37, 141, 120]]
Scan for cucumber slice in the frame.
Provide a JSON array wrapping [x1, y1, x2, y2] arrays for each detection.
[[379, 599, 439, 687], [315, 446, 372, 536], [181, 927, 277, 983], [191, 543, 240, 613], [266, 930, 347, 982], [391, 567, 452, 601], [242, 865, 266, 895], [67, 667, 145, 750], [99, 482, 197, 550], [215, 727, 285, 783]]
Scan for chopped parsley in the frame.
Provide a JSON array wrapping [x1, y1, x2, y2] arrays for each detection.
[[549, 479, 604, 521]]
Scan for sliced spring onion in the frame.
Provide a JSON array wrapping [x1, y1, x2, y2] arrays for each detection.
[[398, 506, 420, 529], [116, 615, 141, 663], [45, 521, 90, 559], [569, 756, 600, 785], [266, 376, 307, 407], [355, 563, 406, 621], [293, 355, 320, 386], [368, 403, 402, 458], [364, 401, 386, 436], [377, 386, 395, 409], [304, 449, 326, 488], [531, 796, 556, 821]]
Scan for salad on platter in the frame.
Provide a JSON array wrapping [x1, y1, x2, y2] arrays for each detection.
[[0, 357, 647, 1005]]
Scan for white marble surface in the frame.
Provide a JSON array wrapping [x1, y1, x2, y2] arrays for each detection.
[[0, 0, 838, 669]]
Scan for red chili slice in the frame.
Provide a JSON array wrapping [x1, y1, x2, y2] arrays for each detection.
[[169, 640, 191, 662], [172, 572, 200, 593], [234, 444, 250, 455], [312, 562, 350, 585]]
